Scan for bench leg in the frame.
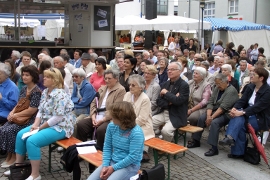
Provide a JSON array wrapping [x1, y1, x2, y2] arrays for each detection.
[[167, 154, 171, 180], [152, 149, 159, 165], [48, 143, 58, 172]]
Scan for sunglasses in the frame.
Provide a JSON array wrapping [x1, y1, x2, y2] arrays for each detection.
[[50, 68, 56, 73]]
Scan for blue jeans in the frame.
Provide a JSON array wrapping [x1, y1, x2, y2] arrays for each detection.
[[87, 161, 140, 180], [15, 126, 66, 160], [226, 115, 259, 155]]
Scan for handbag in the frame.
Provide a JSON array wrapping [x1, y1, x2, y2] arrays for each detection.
[[12, 87, 39, 126], [9, 163, 32, 180], [138, 164, 165, 180], [244, 133, 261, 165], [244, 147, 260, 165]]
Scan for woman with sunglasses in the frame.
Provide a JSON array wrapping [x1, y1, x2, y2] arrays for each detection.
[[4, 68, 76, 180], [71, 68, 96, 138], [123, 74, 155, 162]]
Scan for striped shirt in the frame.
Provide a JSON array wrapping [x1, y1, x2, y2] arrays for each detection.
[[102, 123, 144, 171]]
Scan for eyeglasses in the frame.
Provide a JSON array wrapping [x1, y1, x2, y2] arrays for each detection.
[[50, 68, 56, 73], [72, 75, 79, 78], [167, 68, 180, 72]]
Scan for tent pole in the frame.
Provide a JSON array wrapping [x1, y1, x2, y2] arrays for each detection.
[[14, 0, 17, 40], [18, 0, 21, 44]]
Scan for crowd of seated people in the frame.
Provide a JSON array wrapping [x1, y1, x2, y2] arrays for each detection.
[[0, 39, 269, 179]]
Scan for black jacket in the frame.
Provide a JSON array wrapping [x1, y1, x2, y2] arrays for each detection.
[[156, 77, 189, 128], [234, 83, 270, 130], [230, 76, 240, 93]]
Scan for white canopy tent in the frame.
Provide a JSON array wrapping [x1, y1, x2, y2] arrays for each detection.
[[115, 15, 211, 46], [44, 19, 64, 41], [0, 18, 40, 27]]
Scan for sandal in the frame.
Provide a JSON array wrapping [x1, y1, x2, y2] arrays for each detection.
[[141, 151, 150, 163]]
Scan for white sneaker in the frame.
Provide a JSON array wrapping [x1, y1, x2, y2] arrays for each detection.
[[3, 170, 10, 176], [57, 147, 64, 153], [25, 175, 41, 180], [1, 161, 7, 166]]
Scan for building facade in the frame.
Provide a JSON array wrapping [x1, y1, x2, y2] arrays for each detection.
[[116, 0, 175, 17], [178, 0, 270, 25]]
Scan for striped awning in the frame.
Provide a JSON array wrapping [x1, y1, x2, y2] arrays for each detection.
[[204, 17, 266, 31]]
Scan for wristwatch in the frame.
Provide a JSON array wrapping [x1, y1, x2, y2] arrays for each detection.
[[242, 111, 246, 115]]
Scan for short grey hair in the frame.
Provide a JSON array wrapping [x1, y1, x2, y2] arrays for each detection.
[[42, 55, 53, 65], [143, 51, 150, 56], [240, 60, 248, 65], [183, 49, 189, 53], [60, 49, 68, 54], [215, 73, 228, 83], [53, 56, 64, 62], [90, 53, 98, 60], [128, 74, 146, 90], [0, 62, 11, 77], [12, 50, 21, 58], [159, 57, 169, 66], [195, 53, 202, 58], [214, 56, 220, 60], [221, 64, 232, 72], [171, 62, 182, 70], [201, 61, 210, 70], [194, 67, 206, 79], [104, 69, 119, 80], [72, 68, 86, 78]]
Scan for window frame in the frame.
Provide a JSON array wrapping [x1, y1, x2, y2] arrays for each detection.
[[228, 0, 239, 14], [141, 0, 168, 16], [204, 2, 215, 18]]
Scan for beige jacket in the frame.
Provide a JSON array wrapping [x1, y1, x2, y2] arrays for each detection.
[[90, 82, 126, 120], [123, 92, 155, 141]]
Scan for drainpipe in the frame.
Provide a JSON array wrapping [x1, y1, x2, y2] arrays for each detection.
[[254, 0, 257, 23]]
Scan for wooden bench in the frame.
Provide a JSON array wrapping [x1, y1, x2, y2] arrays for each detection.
[[144, 137, 188, 180], [173, 125, 203, 156], [48, 137, 103, 172]]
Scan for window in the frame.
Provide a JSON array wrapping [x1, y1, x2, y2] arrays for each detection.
[[204, 2, 215, 18], [228, 0, 239, 14], [141, 0, 168, 16]]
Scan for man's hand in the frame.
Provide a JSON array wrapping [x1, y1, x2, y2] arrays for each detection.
[[160, 89, 168, 96], [0, 93, 2, 100], [205, 116, 213, 127]]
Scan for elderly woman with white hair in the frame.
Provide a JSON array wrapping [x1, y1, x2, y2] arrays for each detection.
[[187, 67, 212, 126], [123, 74, 155, 162], [0, 63, 19, 123], [71, 68, 96, 137], [221, 64, 239, 92]]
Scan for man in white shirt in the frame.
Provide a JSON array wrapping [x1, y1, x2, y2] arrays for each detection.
[[53, 56, 73, 94], [149, 49, 157, 64], [61, 54, 75, 75], [11, 50, 21, 68], [238, 60, 250, 87], [80, 53, 96, 81]]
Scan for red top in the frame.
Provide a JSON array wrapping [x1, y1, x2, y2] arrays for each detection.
[[90, 72, 106, 92]]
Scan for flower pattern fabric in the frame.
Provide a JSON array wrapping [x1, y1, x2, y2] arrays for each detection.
[[38, 88, 76, 138]]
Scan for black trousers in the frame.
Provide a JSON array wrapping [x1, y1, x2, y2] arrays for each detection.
[[76, 117, 109, 151]]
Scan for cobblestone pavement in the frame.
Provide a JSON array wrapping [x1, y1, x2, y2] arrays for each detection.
[[0, 128, 269, 180]]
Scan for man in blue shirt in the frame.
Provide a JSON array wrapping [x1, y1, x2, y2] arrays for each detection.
[[0, 63, 19, 123], [69, 49, 82, 68]]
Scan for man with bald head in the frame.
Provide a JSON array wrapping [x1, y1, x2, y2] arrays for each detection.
[[152, 62, 189, 142]]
